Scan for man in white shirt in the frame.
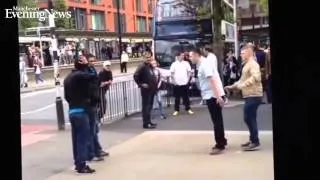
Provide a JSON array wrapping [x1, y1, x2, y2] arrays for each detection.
[[170, 51, 194, 116], [202, 46, 218, 73], [190, 48, 227, 155]]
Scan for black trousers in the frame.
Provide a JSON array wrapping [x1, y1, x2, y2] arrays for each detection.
[[173, 85, 190, 111], [206, 97, 227, 149], [120, 62, 127, 73], [141, 89, 155, 126]]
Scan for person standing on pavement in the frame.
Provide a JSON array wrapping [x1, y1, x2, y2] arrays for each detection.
[[133, 52, 158, 129], [86, 55, 109, 161], [63, 56, 95, 173], [33, 55, 44, 84], [98, 61, 113, 120], [190, 48, 228, 155], [20, 56, 28, 88], [120, 51, 129, 73], [170, 51, 194, 116], [225, 44, 263, 151], [150, 60, 167, 120]]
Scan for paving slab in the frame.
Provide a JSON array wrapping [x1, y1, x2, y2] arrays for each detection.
[[46, 131, 274, 180]]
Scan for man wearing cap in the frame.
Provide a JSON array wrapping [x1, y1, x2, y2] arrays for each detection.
[[64, 55, 96, 173], [98, 61, 113, 119]]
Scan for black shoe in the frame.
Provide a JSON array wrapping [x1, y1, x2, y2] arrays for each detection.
[[76, 165, 96, 174], [210, 147, 225, 155], [241, 141, 251, 148], [242, 143, 260, 151], [143, 123, 156, 129], [100, 150, 109, 157]]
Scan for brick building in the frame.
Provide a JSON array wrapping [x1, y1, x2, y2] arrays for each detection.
[[38, 0, 156, 33]]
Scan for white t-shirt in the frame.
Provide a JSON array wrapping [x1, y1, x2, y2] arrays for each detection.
[[51, 38, 58, 51], [198, 57, 225, 99], [206, 53, 218, 73], [170, 60, 191, 86]]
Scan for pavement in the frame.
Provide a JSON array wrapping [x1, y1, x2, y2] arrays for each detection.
[[21, 102, 273, 180], [20, 66, 137, 93]]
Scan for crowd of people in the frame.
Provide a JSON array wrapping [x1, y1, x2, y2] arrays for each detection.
[[62, 41, 271, 174], [133, 42, 271, 155]]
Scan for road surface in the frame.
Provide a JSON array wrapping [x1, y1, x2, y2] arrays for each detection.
[[22, 102, 273, 180], [21, 74, 134, 124]]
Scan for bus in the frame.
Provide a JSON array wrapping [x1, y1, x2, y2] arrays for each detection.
[[152, 0, 237, 68], [153, 0, 213, 69]]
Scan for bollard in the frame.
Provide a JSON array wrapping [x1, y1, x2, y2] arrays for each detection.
[[55, 81, 65, 130]]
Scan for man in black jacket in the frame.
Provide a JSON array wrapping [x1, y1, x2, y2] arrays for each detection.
[[63, 56, 95, 174], [85, 56, 109, 162], [133, 52, 158, 129]]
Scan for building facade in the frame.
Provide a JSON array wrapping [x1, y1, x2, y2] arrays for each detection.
[[237, 0, 269, 45], [38, 0, 156, 33]]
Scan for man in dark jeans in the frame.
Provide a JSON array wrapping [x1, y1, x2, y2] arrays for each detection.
[[170, 51, 194, 116], [133, 52, 158, 129], [225, 44, 263, 151], [86, 56, 109, 162], [64, 56, 95, 173], [190, 48, 227, 155]]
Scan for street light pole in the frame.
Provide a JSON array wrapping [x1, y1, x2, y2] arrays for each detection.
[[233, 0, 239, 57], [116, 0, 123, 72]]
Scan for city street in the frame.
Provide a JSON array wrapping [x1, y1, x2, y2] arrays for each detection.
[[22, 101, 273, 180], [20, 74, 134, 124]]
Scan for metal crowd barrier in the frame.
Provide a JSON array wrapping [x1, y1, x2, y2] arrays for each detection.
[[97, 79, 174, 124]]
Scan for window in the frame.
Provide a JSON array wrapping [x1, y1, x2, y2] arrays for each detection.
[[148, 18, 153, 32], [136, 16, 146, 32], [113, 0, 125, 9], [74, 8, 87, 30], [91, 0, 101, 5], [148, 0, 153, 14], [91, 11, 105, 30], [114, 13, 127, 33], [136, 0, 142, 13]]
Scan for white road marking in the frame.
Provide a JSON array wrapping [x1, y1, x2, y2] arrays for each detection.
[[21, 101, 68, 115], [21, 88, 56, 99], [21, 103, 55, 115], [144, 131, 273, 135]]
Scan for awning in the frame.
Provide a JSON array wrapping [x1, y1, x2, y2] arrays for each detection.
[[19, 36, 52, 43]]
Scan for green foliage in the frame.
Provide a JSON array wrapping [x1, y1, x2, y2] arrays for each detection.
[[53, 0, 74, 29], [258, 0, 268, 15], [17, 0, 39, 30]]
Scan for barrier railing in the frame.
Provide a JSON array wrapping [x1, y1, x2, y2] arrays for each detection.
[[98, 78, 173, 124]]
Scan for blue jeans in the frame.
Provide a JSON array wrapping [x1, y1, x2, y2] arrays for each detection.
[[244, 97, 262, 145], [69, 112, 90, 170], [153, 91, 165, 117], [87, 107, 102, 159]]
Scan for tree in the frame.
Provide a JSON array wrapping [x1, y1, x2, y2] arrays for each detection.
[[181, 0, 232, 76], [18, 0, 39, 30], [53, 0, 73, 29], [258, 0, 268, 15]]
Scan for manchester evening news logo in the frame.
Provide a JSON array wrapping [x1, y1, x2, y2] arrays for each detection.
[[5, 6, 72, 21]]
